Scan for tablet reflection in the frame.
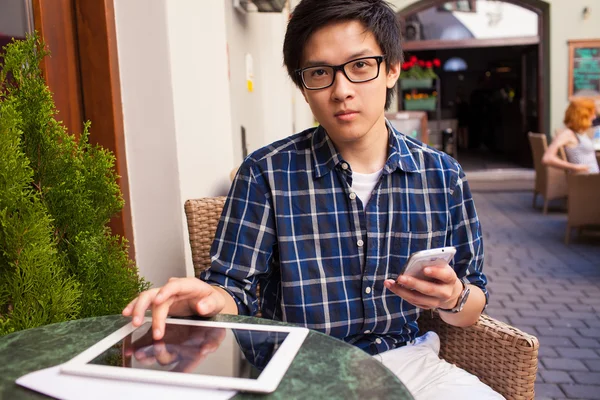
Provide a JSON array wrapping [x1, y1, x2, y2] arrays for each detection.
[[88, 322, 288, 380], [127, 323, 226, 373]]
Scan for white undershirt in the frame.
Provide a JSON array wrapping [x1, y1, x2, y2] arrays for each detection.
[[351, 168, 383, 206]]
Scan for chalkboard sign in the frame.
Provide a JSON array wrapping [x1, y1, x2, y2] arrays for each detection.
[[568, 39, 600, 99]]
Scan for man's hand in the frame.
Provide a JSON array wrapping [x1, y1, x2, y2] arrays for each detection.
[[383, 264, 462, 310], [122, 277, 228, 340]]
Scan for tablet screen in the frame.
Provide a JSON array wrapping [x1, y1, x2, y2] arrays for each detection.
[[87, 322, 289, 380]]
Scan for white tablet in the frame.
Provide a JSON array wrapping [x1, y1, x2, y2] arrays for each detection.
[[60, 317, 309, 393]]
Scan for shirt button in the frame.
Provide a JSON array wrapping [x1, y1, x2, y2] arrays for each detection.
[[349, 192, 357, 200], [357, 239, 364, 247], [364, 329, 371, 334], [375, 338, 382, 345], [341, 163, 349, 170], [365, 287, 372, 294]]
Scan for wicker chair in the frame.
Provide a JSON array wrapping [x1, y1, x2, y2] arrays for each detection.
[[528, 132, 568, 214], [185, 197, 539, 400], [565, 172, 600, 244]]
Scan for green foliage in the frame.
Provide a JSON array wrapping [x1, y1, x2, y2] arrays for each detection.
[[401, 65, 438, 79], [0, 100, 82, 336], [0, 34, 149, 335]]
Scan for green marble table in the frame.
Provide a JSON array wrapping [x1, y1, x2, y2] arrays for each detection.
[[0, 314, 413, 400]]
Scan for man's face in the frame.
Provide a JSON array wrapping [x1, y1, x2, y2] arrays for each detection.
[[300, 20, 400, 146]]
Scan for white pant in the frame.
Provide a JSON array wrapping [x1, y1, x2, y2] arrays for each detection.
[[374, 332, 504, 400]]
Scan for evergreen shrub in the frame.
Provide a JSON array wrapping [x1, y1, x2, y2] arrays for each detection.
[[0, 35, 149, 336]]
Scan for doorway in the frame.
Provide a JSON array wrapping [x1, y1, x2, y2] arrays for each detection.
[[398, 0, 550, 171], [406, 44, 539, 169]]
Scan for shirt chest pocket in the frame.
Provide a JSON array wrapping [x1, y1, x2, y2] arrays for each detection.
[[388, 230, 448, 280]]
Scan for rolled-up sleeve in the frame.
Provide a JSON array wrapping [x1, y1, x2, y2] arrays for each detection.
[[447, 168, 488, 306], [201, 161, 276, 316]]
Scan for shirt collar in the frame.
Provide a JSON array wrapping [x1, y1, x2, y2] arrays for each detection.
[[311, 120, 420, 179]]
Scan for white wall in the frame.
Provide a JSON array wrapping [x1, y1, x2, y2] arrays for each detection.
[[166, 0, 235, 277], [389, 0, 600, 133], [224, 4, 263, 162], [224, 2, 310, 164], [166, 0, 234, 198], [254, 13, 295, 147], [114, 0, 234, 286]]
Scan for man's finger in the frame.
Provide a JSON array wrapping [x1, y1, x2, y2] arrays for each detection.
[[133, 346, 157, 365], [127, 326, 157, 351], [396, 275, 440, 297], [384, 280, 437, 307], [151, 296, 175, 340], [153, 342, 179, 366], [423, 264, 456, 283], [199, 342, 220, 356], [122, 297, 138, 316], [131, 289, 160, 326], [135, 353, 157, 366], [154, 277, 213, 306], [196, 291, 224, 316]]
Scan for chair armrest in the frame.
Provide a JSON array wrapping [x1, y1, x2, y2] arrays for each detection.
[[545, 165, 568, 199], [567, 173, 600, 227], [418, 311, 539, 400], [185, 197, 227, 277]]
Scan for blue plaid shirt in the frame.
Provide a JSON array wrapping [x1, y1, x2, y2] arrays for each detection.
[[202, 122, 487, 355]]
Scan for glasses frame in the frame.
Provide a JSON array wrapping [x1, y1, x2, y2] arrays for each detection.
[[296, 55, 386, 90]]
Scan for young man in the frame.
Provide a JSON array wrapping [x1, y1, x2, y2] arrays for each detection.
[[124, 1, 501, 398]]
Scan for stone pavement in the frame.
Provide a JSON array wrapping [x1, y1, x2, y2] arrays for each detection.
[[473, 191, 600, 400]]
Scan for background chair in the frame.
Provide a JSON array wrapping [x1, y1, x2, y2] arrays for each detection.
[[528, 132, 568, 214], [185, 197, 539, 400], [564, 172, 600, 244]]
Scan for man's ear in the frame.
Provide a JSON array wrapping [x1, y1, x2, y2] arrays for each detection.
[[386, 61, 401, 89]]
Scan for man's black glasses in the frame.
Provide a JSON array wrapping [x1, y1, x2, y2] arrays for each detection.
[[296, 55, 386, 90]]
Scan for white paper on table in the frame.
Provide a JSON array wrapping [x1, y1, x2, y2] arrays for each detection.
[[16, 365, 236, 400]]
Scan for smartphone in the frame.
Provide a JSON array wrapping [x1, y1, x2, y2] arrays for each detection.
[[398, 246, 457, 282]]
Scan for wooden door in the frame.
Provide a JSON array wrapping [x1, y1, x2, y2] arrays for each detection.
[[32, 0, 135, 257]]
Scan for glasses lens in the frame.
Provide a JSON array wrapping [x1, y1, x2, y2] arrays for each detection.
[[302, 66, 334, 89], [344, 57, 380, 82]]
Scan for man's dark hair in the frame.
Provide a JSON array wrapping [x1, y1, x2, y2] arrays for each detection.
[[283, 0, 403, 110]]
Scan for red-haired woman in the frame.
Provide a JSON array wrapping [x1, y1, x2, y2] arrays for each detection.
[[543, 98, 599, 173]]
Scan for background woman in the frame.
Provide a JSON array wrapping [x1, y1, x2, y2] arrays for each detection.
[[543, 98, 599, 174]]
